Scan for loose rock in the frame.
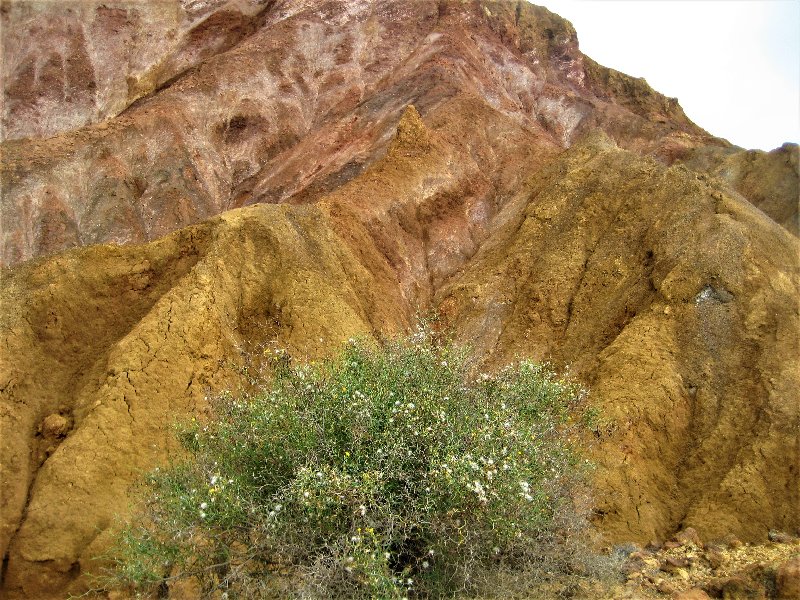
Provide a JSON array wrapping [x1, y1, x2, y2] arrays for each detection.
[[40, 414, 70, 438], [769, 530, 795, 544], [777, 556, 800, 599], [705, 549, 725, 570], [674, 527, 704, 549], [673, 589, 712, 600], [661, 556, 690, 573]]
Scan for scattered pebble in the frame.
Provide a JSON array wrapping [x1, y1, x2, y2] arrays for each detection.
[[618, 529, 800, 599]]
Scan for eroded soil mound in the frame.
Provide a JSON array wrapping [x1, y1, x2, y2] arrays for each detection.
[[1, 1, 798, 597], [437, 132, 799, 543]]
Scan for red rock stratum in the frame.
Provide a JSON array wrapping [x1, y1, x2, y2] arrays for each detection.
[[1, 1, 798, 597]]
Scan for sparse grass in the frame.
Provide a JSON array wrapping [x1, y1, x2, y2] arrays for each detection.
[[101, 325, 613, 598]]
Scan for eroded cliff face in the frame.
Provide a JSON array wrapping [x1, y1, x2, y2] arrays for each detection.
[[437, 132, 799, 543], [0, 0, 275, 141], [1, 1, 798, 597], [1, 0, 721, 268]]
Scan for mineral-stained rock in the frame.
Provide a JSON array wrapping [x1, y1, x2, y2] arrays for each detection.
[[1, 0, 723, 268], [0, 0, 275, 141], [0, 1, 798, 598]]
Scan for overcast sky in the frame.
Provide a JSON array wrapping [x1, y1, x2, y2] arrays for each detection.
[[535, 0, 800, 151]]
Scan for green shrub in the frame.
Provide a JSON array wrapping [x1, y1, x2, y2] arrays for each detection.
[[107, 328, 599, 598]]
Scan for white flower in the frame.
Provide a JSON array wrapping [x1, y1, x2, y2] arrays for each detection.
[[407, 578, 413, 585], [407, 402, 415, 410], [200, 502, 208, 510], [359, 504, 367, 516], [210, 475, 219, 485], [199, 511, 206, 519], [422, 560, 430, 568], [493, 546, 500, 555], [303, 491, 310, 498]]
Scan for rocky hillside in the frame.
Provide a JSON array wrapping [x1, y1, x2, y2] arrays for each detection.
[[1, 1, 797, 598]]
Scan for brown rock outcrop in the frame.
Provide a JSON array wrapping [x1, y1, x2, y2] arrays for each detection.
[[1, 1, 798, 597]]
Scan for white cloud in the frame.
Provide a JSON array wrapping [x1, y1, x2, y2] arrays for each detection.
[[534, 0, 800, 150]]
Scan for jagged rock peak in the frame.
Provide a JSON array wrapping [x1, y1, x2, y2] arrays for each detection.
[[390, 105, 431, 156]]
